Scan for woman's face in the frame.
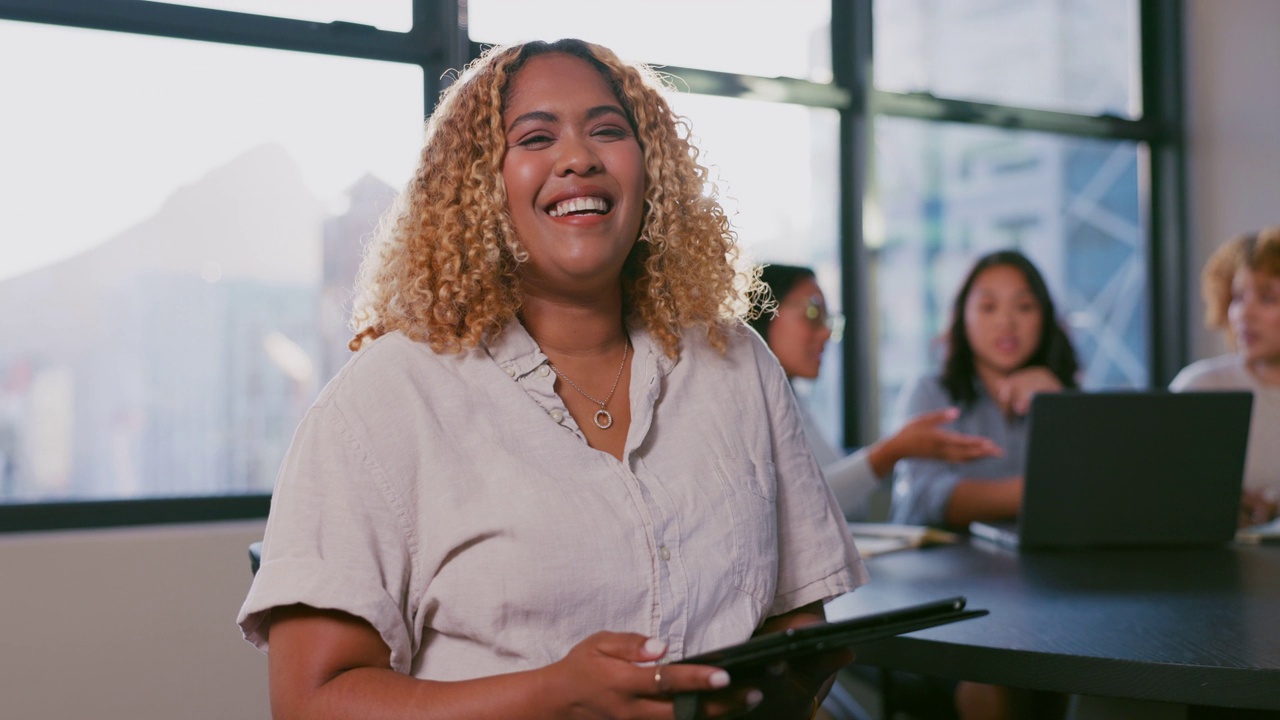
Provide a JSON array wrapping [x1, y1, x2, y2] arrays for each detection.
[[963, 264, 1044, 377], [500, 53, 646, 298], [766, 277, 833, 379], [1229, 268, 1280, 366]]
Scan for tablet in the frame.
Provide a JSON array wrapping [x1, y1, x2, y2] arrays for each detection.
[[676, 595, 986, 674]]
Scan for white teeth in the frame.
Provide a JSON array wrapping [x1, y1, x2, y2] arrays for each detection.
[[548, 196, 609, 217]]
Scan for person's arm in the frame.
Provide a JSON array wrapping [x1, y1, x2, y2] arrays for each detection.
[[1240, 488, 1279, 527], [821, 450, 880, 519], [889, 380, 968, 526], [864, 407, 1003, 478], [891, 380, 1023, 528], [943, 476, 1024, 527], [746, 601, 852, 720], [267, 604, 739, 720], [989, 366, 1065, 416]]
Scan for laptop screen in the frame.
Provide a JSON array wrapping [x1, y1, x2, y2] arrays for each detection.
[[1009, 390, 1251, 549]]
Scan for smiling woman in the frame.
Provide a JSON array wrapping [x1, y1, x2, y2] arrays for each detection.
[[238, 38, 865, 720], [500, 53, 646, 300]]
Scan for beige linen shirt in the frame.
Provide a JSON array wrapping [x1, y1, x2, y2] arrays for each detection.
[[1171, 354, 1280, 492], [238, 321, 865, 680]]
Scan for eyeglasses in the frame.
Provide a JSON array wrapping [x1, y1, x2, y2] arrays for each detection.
[[780, 296, 845, 341]]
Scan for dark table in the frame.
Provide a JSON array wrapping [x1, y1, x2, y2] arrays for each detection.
[[826, 540, 1280, 712]]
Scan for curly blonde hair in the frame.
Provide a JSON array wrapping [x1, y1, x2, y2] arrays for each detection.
[[349, 38, 757, 357], [1201, 226, 1280, 347]]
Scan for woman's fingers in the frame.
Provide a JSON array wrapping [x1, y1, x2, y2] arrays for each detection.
[[588, 632, 667, 663]]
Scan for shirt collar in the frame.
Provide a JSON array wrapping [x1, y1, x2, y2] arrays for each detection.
[[482, 319, 675, 380]]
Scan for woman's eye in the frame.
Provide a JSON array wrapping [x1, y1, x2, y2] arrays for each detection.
[[516, 133, 553, 147], [593, 126, 630, 140]]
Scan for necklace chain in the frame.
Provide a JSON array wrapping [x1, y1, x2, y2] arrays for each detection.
[[548, 337, 629, 430]]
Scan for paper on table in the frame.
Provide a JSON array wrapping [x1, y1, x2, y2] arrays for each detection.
[[1236, 517, 1280, 545], [847, 522, 959, 557]]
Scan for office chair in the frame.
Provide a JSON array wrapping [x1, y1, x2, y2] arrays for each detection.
[[248, 540, 262, 574]]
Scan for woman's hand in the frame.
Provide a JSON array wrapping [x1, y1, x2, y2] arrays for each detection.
[[1239, 487, 1279, 528], [868, 407, 1003, 477], [268, 605, 755, 720], [991, 366, 1064, 416], [736, 601, 853, 720], [547, 632, 760, 719], [741, 647, 854, 719]]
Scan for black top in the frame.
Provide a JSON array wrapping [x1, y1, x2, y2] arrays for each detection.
[[827, 540, 1280, 710]]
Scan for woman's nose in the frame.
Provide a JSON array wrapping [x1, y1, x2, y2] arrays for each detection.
[[555, 134, 602, 176]]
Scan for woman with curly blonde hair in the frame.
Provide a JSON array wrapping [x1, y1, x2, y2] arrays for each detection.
[[1171, 226, 1280, 526], [239, 39, 864, 720]]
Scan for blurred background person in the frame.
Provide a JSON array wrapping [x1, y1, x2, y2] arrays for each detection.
[[749, 264, 1002, 522], [1171, 226, 1280, 526], [889, 250, 1079, 530]]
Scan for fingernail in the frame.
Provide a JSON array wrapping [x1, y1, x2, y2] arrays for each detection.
[[709, 670, 730, 688], [746, 689, 764, 707], [643, 637, 667, 656]]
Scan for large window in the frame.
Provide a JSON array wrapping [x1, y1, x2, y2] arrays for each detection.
[[0, 0, 1183, 529], [872, 118, 1147, 428], [0, 2, 451, 528], [861, 0, 1176, 436]]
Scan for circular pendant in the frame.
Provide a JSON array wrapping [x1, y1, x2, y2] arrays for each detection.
[[593, 409, 613, 429]]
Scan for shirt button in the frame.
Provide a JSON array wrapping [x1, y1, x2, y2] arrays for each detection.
[[505, 366, 517, 378], [538, 365, 551, 377], [550, 409, 564, 423], [659, 546, 671, 561]]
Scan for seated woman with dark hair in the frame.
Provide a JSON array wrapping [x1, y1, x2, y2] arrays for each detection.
[[748, 263, 1001, 521], [890, 249, 1080, 529]]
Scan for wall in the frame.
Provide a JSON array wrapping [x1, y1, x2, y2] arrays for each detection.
[[1184, 0, 1280, 360], [0, 521, 269, 720]]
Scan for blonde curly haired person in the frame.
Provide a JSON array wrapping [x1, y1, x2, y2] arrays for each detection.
[[239, 39, 865, 720], [349, 39, 752, 359], [1171, 226, 1280, 526]]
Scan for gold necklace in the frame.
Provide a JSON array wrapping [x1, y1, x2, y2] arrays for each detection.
[[547, 338, 629, 429]]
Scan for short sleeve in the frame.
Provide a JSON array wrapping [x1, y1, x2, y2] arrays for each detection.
[[1169, 366, 1194, 391], [750, 337, 867, 616], [237, 401, 418, 674], [889, 377, 960, 526]]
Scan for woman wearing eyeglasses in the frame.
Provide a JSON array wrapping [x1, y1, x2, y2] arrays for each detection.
[[749, 264, 1001, 521]]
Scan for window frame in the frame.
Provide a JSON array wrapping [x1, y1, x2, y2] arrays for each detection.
[[0, 0, 466, 532], [0, 0, 1185, 531], [839, 0, 1186, 447]]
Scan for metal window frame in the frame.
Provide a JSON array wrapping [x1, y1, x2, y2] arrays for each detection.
[[0, 0, 465, 532], [840, 0, 1185, 446], [0, 0, 1183, 531]]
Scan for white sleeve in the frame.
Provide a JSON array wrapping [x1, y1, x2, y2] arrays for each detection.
[[822, 448, 880, 521], [237, 400, 419, 674]]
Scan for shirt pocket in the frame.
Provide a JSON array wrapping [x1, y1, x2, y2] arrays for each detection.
[[713, 455, 779, 608]]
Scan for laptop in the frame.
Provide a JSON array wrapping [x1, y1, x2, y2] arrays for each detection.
[[969, 390, 1252, 549]]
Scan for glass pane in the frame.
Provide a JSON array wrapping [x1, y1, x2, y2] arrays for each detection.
[[870, 117, 1148, 433], [874, 0, 1141, 118], [666, 94, 845, 447], [142, 0, 412, 32], [0, 21, 423, 502], [468, 0, 833, 82]]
